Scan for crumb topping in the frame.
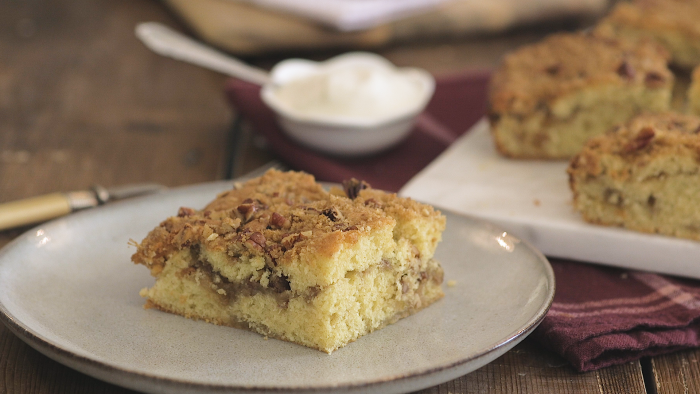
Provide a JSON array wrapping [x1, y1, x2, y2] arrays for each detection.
[[489, 32, 672, 115], [568, 112, 700, 178], [603, 0, 700, 39], [131, 170, 444, 286]]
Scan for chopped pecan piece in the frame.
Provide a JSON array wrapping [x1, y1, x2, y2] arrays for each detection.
[[343, 178, 369, 200], [270, 212, 288, 228], [616, 61, 635, 80], [249, 232, 266, 248], [245, 236, 264, 252], [281, 232, 309, 250], [237, 203, 257, 222], [644, 72, 666, 88], [364, 198, 381, 208], [544, 64, 561, 76], [322, 207, 344, 222], [177, 207, 196, 217], [623, 127, 655, 153]]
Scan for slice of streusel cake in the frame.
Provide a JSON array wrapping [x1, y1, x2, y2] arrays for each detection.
[[131, 170, 445, 353], [568, 112, 700, 240], [488, 32, 673, 159]]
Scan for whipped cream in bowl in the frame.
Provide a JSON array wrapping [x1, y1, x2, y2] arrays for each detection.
[[135, 25, 433, 156], [261, 52, 435, 156]]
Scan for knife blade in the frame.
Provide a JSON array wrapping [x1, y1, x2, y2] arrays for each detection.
[[0, 183, 166, 231]]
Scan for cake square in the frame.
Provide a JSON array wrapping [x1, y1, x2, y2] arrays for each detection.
[[568, 112, 700, 240], [131, 170, 445, 353], [488, 32, 673, 159]]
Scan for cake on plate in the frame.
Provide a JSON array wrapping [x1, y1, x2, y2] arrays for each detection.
[[131, 170, 446, 353]]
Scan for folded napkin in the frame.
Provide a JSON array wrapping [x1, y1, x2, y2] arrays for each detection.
[[534, 261, 700, 372], [225, 71, 700, 372]]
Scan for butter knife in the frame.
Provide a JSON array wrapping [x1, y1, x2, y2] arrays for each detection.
[[0, 184, 166, 231]]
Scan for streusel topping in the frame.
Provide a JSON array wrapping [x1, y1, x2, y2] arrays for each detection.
[[489, 32, 671, 115]]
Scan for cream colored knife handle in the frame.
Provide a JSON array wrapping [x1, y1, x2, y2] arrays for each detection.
[[0, 193, 71, 231]]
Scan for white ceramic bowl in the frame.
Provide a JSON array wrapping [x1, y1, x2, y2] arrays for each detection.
[[261, 52, 435, 156]]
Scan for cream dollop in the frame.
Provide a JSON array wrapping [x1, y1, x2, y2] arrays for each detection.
[[271, 64, 425, 122]]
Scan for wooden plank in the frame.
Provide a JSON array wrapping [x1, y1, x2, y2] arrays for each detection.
[[649, 349, 700, 394], [0, 324, 137, 394], [415, 339, 647, 394], [0, 0, 232, 203]]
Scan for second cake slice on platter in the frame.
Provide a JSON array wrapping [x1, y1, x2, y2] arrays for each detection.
[[568, 112, 700, 241], [489, 32, 673, 159]]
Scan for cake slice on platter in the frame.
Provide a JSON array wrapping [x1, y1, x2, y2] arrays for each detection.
[[489, 32, 673, 159], [568, 112, 700, 240]]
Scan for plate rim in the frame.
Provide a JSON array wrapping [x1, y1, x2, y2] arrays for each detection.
[[0, 181, 555, 393]]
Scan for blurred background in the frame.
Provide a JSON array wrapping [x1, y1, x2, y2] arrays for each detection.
[[0, 0, 611, 199]]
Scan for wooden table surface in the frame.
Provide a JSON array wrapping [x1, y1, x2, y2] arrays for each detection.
[[0, 1, 698, 393]]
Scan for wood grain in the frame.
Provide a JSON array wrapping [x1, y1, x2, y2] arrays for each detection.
[[649, 349, 700, 394], [0, 324, 136, 394], [0, 0, 231, 203], [414, 339, 647, 394]]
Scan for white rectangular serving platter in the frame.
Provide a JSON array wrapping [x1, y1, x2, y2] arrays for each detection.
[[401, 118, 700, 279]]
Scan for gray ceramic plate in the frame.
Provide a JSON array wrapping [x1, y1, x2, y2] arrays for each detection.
[[0, 181, 554, 394]]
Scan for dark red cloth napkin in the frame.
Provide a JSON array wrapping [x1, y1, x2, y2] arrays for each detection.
[[534, 261, 700, 372], [224, 72, 490, 192], [224, 71, 700, 372]]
